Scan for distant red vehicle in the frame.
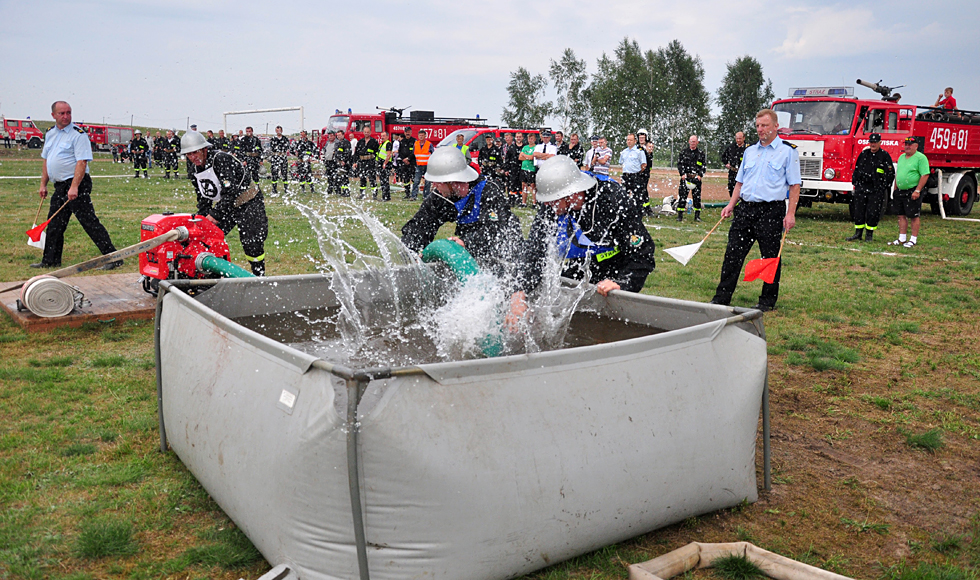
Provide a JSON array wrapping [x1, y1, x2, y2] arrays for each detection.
[[318, 108, 488, 149], [773, 81, 980, 216], [76, 123, 135, 152], [2, 116, 44, 148]]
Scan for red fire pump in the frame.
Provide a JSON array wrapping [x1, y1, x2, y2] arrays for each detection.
[[138, 213, 250, 296]]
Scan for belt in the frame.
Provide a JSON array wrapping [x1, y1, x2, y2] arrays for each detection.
[[234, 183, 259, 207], [359, 154, 373, 160], [54, 175, 89, 186]]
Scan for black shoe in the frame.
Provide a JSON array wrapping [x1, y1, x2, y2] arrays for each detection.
[[845, 229, 863, 241], [863, 231, 874, 242], [102, 259, 124, 271], [30, 262, 60, 269], [676, 212, 684, 222], [709, 298, 729, 306], [694, 212, 702, 223], [753, 303, 776, 312]]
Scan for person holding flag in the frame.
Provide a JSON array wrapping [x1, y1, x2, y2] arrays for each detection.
[[710, 109, 801, 312], [31, 101, 120, 270]]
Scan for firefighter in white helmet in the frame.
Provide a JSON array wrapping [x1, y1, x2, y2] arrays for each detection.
[[181, 131, 269, 276], [518, 155, 656, 296], [401, 146, 523, 278]]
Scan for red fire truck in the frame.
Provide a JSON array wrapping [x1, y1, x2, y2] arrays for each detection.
[[2, 117, 44, 148], [772, 81, 980, 216], [76, 123, 135, 152], [317, 107, 488, 149]]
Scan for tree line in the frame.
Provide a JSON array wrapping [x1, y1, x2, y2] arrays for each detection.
[[501, 37, 774, 168]]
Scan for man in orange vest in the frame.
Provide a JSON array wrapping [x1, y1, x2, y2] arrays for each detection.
[[411, 129, 433, 200]]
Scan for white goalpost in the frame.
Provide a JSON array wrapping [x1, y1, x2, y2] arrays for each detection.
[[223, 107, 304, 134]]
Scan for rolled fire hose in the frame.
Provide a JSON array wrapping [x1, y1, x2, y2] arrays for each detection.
[[19, 275, 85, 318], [0, 227, 190, 296], [420, 239, 503, 358]]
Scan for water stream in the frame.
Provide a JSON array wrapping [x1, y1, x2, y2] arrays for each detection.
[[250, 193, 655, 366]]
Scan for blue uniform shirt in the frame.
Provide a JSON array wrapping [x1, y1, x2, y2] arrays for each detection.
[[734, 136, 801, 202], [619, 145, 645, 174], [41, 123, 93, 182]]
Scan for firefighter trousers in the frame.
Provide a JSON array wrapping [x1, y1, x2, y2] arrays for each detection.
[[42, 175, 117, 266], [677, 177, 702, 212], [358, 160, 377, 194], [271, 157, 288, 190], [215, 195, 269, 276], [712, 200, 785, 308], [164, 153, 179, 173], [133, 154, 147, 172], [296, 162, 313, 190], [852, 187, 885, 229]]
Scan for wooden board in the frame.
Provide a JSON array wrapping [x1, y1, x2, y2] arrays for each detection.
[[0, 273, 156, 333]]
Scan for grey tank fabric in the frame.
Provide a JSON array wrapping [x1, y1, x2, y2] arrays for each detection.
[[158, 271, 767, 580]]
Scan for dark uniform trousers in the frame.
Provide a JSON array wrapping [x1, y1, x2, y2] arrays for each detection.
[[358, 159, 377, 194], [377, 162, 391, 200], [164, 153, 179, 174], [712, 200, 785, 308], [323, 161, 340, 195], [622, 172, 644, 199], [42, 175, 117, 266], [678, 177, 703, 211], [215, 196, 269, 276], [727, 170, 738, 197], [133, 151, 147, 172], [271, 156, 288, 190], [852, 186, 886, 229]]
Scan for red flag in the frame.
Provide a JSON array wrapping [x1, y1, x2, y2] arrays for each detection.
[[26, 199, 70, 242], [743, 257, 780, 284], [26, 220, 50, 242]]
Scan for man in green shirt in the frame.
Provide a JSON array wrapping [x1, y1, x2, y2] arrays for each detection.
[[888, 136, 930, 248], [519, 132, 538, 205]]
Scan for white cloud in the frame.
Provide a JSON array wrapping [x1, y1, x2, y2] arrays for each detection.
[[773, 5, 941, 59]]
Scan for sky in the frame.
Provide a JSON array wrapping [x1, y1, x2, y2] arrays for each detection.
[[1, 0, 976, 136]]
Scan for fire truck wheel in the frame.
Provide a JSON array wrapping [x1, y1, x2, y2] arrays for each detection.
[[949, 175, 976, 216], [27, 137, 42, 149]]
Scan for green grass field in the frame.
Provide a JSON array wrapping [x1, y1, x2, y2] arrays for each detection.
[[1, 153, 978, 580]]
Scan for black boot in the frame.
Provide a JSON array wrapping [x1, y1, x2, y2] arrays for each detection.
[[863, 230, 874, 242], [694, 210, 702, 222], [846, 228, 863, 241], [250, 260, 265, 276], [676, 211, 684, 222]]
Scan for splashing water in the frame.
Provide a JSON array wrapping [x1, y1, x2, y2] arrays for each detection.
[[277, 193, 593, 365]]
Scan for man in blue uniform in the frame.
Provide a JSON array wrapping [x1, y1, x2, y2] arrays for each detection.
[[711, 109, 801, 312], [34, 101, 120, 269]]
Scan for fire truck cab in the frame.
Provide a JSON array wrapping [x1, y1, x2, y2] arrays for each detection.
[[2, 117, 44, 148], [773, 85, 980, 216]]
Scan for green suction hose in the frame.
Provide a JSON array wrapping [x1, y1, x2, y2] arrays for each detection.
[[196, 254, 255, 279], [421, 239, 480, 283], [420, 239, 503, 357]]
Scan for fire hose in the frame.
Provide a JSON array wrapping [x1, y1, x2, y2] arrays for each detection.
[[421, 239, 503, 358], [18, 276, 86, 318], [0, 227, 191, 318]]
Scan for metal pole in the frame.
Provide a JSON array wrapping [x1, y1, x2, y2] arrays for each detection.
[[155, 284, 169, 453], [763, 370, 771, 491], [346, 377, 371, 580], [300, 106, 305, 132]]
